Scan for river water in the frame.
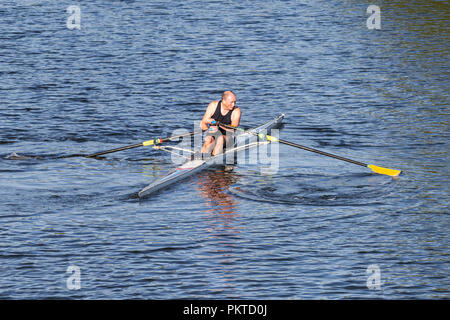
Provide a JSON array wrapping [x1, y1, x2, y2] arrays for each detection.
[[0, 0, 448, 299]]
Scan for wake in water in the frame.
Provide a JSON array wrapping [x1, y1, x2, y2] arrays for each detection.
[[4, 152, 35, 160], [4, 152, 86, 160], [228, 173, 396, 206]]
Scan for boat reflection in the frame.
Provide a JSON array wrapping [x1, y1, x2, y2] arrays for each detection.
[[194, 166, 240, 216], [194, 166, 243, 296]]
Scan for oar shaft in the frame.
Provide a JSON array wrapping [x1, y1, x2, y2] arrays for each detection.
[[215, 121, 401, 177], [278, 138, 368, 167], [84, 130, 199, 158], [218, 121, 368, 167], [85, 143, 143, 158]]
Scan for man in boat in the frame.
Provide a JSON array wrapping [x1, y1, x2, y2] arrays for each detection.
[[200, 91, 241, 157]]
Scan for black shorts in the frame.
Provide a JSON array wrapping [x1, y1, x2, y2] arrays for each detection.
[[204, 130, 235, 148]]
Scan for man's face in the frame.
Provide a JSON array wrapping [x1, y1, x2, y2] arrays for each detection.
[[223, 95, 236, 110]]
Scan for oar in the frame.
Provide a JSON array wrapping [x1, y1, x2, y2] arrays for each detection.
[[83, 130, 199, 158], [218, 122, 401, 177]]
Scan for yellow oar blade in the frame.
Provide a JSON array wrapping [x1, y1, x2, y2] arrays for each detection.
[[367, 164, 402, 177]]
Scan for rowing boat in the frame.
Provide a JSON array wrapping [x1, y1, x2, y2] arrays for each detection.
[[138, 114, 285, 198]]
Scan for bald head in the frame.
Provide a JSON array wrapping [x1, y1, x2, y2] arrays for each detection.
[[222, 91, 235, 101]]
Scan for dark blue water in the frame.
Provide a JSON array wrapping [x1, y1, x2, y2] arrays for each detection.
[[0, 0, 448, 299]]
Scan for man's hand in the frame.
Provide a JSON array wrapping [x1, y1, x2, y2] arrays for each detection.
[[207, 122, 218, 133]]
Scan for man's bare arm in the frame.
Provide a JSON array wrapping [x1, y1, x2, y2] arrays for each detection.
[[200, 101, 218, 131]]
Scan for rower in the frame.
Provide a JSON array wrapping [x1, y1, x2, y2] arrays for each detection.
[[200, 91, 242, 156]]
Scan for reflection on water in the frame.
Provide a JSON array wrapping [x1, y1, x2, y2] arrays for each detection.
[[194, 167, 240, 215], [194, 167, 243, 296]]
